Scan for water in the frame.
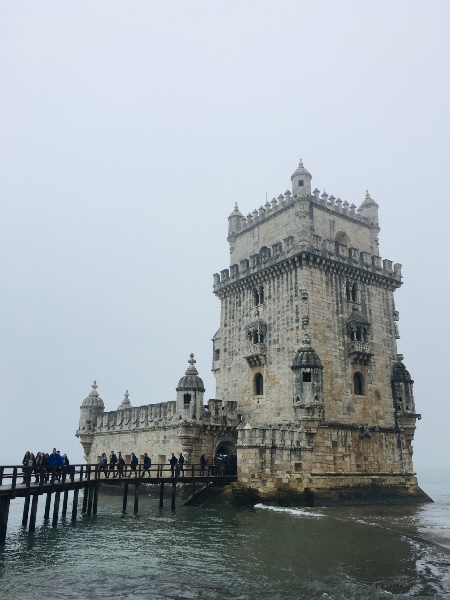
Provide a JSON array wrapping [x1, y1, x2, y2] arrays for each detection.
[[1, 469, 450, 599]]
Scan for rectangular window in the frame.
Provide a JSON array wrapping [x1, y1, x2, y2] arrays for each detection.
[[298, 180, 304, 186], [303, 372, 312, 382]]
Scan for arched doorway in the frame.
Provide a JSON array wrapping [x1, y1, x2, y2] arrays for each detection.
[[215, 441, 237, 476]]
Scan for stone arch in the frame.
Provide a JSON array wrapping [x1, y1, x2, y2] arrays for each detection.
[[215, 440, 236, 455]]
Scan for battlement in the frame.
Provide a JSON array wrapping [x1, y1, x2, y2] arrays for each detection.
[[230, 190, 370, 237], [214, 234, 402, 293]]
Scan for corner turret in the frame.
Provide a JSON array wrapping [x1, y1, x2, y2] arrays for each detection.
[[228, 203, 243, 255], [176, 353, 205, 421], [291, 159, 312, 198], [76, 381, 105, 460], [358, 190, 380, 254]]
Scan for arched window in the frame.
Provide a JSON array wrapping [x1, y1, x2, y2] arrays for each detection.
[[351, 284, 357, 303], [259, 285, 264, 304], [255, 373, 264, 395], [253, 289, 260, 306], [183, 393, 191, 405], [353, 372, 364, 396]]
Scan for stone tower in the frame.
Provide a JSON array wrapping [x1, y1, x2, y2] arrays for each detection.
[[212, 160, 428, 503]]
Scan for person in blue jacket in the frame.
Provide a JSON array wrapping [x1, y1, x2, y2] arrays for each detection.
[[142, 453, 151, 477]]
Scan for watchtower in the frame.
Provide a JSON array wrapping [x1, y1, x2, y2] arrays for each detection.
[[212, 160, 426, 503]]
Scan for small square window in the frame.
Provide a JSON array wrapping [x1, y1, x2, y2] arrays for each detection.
[[303, 372, 311, 382], [298, 180, 304, 186]]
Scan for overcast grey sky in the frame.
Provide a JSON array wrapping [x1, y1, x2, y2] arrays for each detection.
[[1, 1, 449, 471]]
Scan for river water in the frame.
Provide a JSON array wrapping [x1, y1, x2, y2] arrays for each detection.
[[1, 468, 450, 599]]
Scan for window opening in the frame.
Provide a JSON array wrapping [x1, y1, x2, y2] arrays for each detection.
[[303, 372, 312, 382], [298, 180, 304, 186], [255, 373, 264, 395], [214, 349, 220, 361], [259, 286, 264, 304], [353, 372, 364, 396], [253, 289, 260, 306], [183, 393, 192, 405]]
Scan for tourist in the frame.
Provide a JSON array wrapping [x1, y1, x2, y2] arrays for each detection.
[[206, 454, 214, 476], [142, 453, 151, 477], [178, 452, 185, 477], [169, 453, 178, 477], [62, 454, 71, 481], [48, 448, 64, 482], [117, 452, 125, 477], [109, 451, 117, 477], [99, 453, 108, 477], [200, 454, 206, 476], [215, 454, 223, 476], [22, 451, 31, 483], [130, 452, 138, 478], [34, 452, 43, 483], [42, 453, 50, 482]]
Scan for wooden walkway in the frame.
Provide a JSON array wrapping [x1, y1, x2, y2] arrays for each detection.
[[0, 463, 237, 545]]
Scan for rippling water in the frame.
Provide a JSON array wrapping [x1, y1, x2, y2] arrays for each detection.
[[1, 468, 450, 599]]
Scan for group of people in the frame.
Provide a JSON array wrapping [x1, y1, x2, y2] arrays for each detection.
[[21, 448, 71, 483], [98, 451, 153, 478], [95, 451, 237, 478], [200, 453, 237, 476]]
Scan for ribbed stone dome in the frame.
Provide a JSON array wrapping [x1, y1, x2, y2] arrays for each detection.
[[291, 159, 311, 182], [177, 353, 205, 391], [392, 356, 413, 383], [117, 390, 132, 410], [291, 334, 323, 370], [81, 381, 105, 408]]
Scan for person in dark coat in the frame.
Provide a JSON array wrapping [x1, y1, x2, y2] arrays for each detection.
[[178, 453, 185, 477], [200, 454, 207, 476], [130, 453, 138, 478], [142, 453, 151, 477], [22, 451, 31, 483], [169, 453, 178, 477], [99, 453, 108, 477], [117, 452, 125, 477], [109, 451, 117, 477]]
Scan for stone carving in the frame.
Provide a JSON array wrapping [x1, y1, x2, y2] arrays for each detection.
[[361, 251, 372, 267], [260, 246, 271, 264], [284, 236, 294, 253], [230, 264, 238, 278], [359, 423, 372, 438], [220, 269, 229, 282], [240, 259, 249, 274], [272, 242, 282, 259], [250, 254, 260, 269]]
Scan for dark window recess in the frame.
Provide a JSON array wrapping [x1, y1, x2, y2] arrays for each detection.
[[353, 372, 364, 396], [298, 180, 304, 186], [255, 373, 264, 395], [253, 332, 259, 344], [351, 284, 357, 302], [214, 349, 220, 361], [259, 286, 264, 304], [253, 289, 260, 306], [294, 462, 303, 472], [183, 393, 192, 405], [303, 372, 312, 382], [259, 334, 265, 343]]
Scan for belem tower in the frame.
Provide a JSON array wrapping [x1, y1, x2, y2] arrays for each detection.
[[77, 160, 429, 504]]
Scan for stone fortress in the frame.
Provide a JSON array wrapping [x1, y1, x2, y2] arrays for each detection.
[[77, 160, 429, 504]]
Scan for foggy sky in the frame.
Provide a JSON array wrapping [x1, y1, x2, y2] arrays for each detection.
[[1, 1, 449, 472]]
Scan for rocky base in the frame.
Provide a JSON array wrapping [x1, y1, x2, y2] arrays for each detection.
[[227, 483, 433, 507]]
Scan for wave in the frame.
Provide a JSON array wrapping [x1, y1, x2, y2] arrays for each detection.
[[254, 503, 325, 518]]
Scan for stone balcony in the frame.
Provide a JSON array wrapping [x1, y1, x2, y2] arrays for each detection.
[[244, 343, 266, 367], [348, 340, 373, 364]]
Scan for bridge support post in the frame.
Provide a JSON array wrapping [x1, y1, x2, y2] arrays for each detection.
[[134, 483, 139, 514], [44, 492, 52, 520], [52, 491, 60, 527], [87, 485, 94, 516], [22, 493, 31, 527], [171, 481, 176, 510], [82, 487, 88, 513], [71, 488, 79, 522], [122, 483, 128, 513], [93, 485, 99, 515], [159, 482, 164, 507], [0, 498, 10, 545], [62, 490, 69, 518], [29, 494, 39, 532]]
